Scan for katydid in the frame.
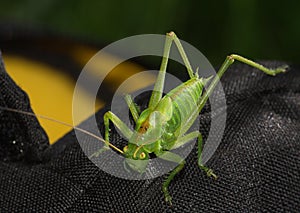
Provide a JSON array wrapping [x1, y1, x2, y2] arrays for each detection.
[[0, 31, 287, 205], [91, 31, 287, 204]]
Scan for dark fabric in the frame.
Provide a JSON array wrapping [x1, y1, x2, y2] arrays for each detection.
[[0, 53, 299, 212], [0, 51, 49, 162]]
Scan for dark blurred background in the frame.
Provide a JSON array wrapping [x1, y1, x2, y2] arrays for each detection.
[[0, 0, 299, 65], [0, 0, 299, 143]]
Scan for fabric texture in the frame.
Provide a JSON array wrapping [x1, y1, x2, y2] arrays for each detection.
[[0, 52, 299, 212], [0, 51, 49, 162]]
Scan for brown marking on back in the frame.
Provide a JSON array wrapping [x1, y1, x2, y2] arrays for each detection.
[[138, 120, 150, 133]]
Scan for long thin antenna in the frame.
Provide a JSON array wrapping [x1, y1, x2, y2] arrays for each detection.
[[0, 106, 124, 154]]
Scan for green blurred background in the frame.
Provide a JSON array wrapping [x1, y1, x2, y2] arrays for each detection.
[[0, 0, 299, 65]]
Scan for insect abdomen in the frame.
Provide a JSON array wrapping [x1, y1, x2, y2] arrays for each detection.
[[164, 77, 204, 136]]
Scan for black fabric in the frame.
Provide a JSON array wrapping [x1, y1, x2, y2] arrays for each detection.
[[0, 51, 49, 162], [0, 53, 299, 212]]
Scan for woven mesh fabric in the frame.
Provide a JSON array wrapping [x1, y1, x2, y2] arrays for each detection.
[[0, 53, 299, 212], [0, 51, 49, 162]]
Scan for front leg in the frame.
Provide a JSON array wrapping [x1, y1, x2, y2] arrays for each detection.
[[90, 111, 132, 158], [103, 111, 133, 142]]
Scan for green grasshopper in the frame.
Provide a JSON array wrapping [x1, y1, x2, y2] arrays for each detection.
[[91, 32, 287, 204], [0, 31, 287, 205]]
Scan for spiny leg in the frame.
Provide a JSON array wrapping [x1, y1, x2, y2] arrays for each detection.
[[192, 55, 287, 175], [198, 54, 288, 113], [124, 94, 140, 123], [197, 133, 217, 179], [148, 32, 173, 110], [156, 131, 207, 205], [148, 31, 195, 110], [157, 151, 186, 205], [171, 32, 194, 78], [171, 131, 217, 179], [104, 111, 132, 143], [90, 111, 132, 157]]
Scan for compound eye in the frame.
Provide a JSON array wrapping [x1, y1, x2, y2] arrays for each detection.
[[139, 152, 146, 159], [123, 146, 128, 152]]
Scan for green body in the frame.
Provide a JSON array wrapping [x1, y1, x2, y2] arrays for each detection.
[[127, 77, 205, 155], [161, 78, 204, 149], [91, 32, 287, 205]]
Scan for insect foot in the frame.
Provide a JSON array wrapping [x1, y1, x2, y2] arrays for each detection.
[[163, 189, 173, 206], [199, 164, 218, 180], [229, 54, 288, 76], [207, 169, 218, 180], [273, 64, 289, 74]]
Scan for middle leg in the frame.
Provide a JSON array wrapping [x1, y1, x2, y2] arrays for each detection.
[[171, 131, 217, 179]]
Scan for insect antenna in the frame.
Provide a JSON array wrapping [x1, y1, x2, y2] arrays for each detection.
[[0, 106, 124, 154]]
